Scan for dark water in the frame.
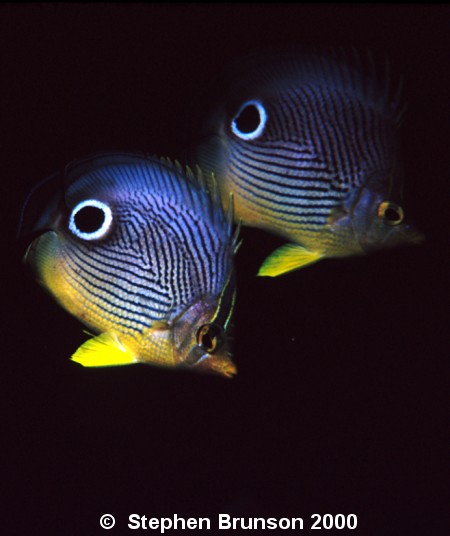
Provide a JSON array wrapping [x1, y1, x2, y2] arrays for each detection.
[[2, 5, 448, 535]]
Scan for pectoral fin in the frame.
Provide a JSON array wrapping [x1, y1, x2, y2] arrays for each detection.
[[71, 332, 137, 367], [258, 244, 323, 277]]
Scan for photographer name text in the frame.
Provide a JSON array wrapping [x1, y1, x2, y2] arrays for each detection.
[[121, 513, 358, 531]]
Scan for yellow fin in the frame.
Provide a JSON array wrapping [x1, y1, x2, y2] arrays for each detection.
[[71, 332, 137, 367], [258, 244, 323, 277]]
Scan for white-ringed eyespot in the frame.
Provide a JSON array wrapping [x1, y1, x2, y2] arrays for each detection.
[[231, 100, 267, 140], [69, 199, 113, 240]]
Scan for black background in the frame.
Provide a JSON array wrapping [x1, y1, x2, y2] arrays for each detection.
[[1, 5, 448, 535]]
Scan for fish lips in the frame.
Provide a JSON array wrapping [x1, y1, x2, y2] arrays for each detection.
[[188, 348, 237, 378], [359, 220, 424, 253]]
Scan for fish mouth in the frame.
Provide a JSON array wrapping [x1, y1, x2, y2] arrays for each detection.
[[193, 352, 237, 378], [402, 225, 424, 245], [360, 222, 424, 252]]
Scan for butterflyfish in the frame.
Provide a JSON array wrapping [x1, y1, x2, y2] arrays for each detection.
[[193, 51, 422, 276], [20, 153, 239, 377]]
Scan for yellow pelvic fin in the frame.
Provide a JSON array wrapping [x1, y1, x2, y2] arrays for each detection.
[[71, 332, 137, 367], [258, 244, 323, 277]]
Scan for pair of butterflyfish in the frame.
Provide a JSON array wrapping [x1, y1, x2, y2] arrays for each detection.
[[20, 52, 422, 377]]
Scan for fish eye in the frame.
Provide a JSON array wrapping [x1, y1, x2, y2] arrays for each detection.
[[231, 100, 267, 140], [196, 323, 223, 354], [377, 201, 404, 226], [68, 199, 113, 240]]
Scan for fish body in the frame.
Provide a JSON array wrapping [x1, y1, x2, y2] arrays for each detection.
[[20, 153, 238, 377], [194, 51, 422, 276]]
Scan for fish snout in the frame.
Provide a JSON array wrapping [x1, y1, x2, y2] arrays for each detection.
[[193, 352, 237, 378]]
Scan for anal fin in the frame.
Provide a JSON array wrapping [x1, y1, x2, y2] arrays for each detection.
[[71, 332, 137, 367], [258, 244, 323, 277]]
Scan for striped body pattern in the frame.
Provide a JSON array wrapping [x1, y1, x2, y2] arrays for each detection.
[[195, 52, 421, 276], [21, 154, 237, 376]]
